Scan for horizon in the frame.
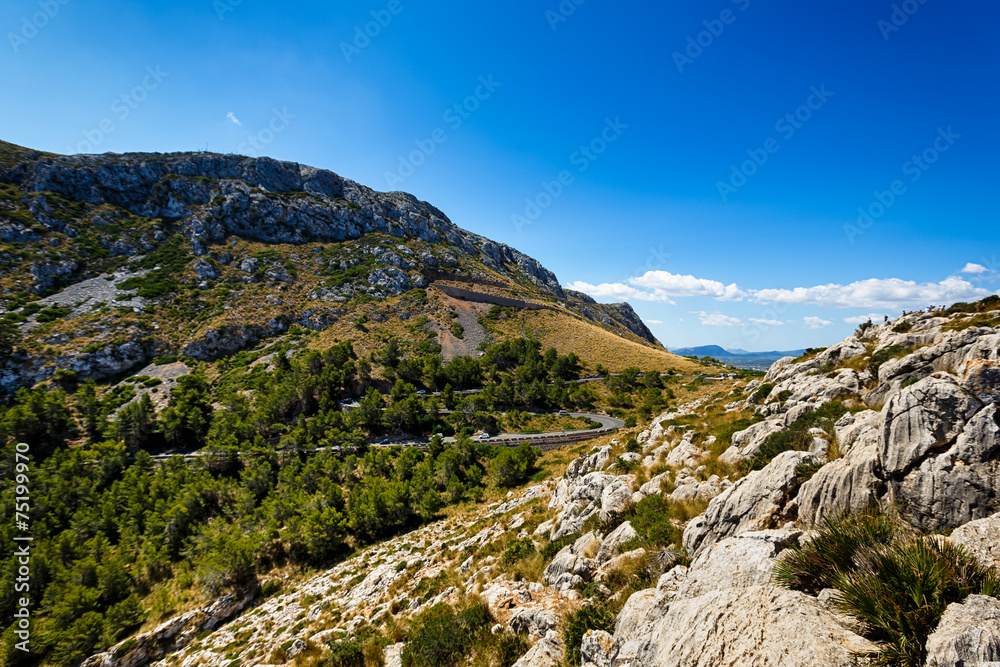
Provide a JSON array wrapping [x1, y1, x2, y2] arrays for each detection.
[[3, 0, 998, 350]]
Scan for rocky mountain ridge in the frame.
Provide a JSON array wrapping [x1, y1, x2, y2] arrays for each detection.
[[0, 140, 661, 394]]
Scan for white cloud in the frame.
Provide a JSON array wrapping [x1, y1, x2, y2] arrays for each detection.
[[804, 316, 833, 329], [631, 271, 745, 301], [694, 311, 743, 327], [569, 269, 995, 315], [646, 319, 663, 325], [961, 262, 989, 274], [843, 313, 889, 325], [565, 281, 675, 304], [227, 112, 242, 126], [752, 276, 992, 310], [748, 318, 784, 326]]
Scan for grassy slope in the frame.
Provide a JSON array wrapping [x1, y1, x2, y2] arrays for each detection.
[[491, 308, 702, 374]]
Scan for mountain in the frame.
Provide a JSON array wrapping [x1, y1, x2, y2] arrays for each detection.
[[0, 140, 694, 394], [671, 344, 808, 370]]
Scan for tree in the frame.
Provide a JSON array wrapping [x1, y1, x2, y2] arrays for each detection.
[[0, 318, 20, 359], [161, 375, 211, 447], [117, 394, 157, 451]]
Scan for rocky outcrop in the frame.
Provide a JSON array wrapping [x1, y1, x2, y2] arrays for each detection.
[[511, 630, 563, 667], [543, 532, 598, 590], [81, 592, 252, 667], [675, 529, 801, 599], [798, 373, 1000, 531], [948, 512, 1000, 570], [683, 451, 816, 558], [925, 595, 1000, 667], [623, 585, 876, 667]]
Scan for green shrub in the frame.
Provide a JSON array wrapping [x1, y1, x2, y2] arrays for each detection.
[[749, 383, 775, 404], [774, 506, 903, 594], [777, 389, 793, 403], [35, 305, 70, 323], [836, 538, 999, 666], [631, 494, 681, 548], [401, 601, 494, 667], [502, 537, 536, 566], [323, 638, 364, 667], [891, 320, 912, 333], [746, 401, 848, 471], [561, 603, 616, 666], [774, 506, 1000, 667]]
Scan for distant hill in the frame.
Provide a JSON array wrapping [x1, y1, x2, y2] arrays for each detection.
[[671, 344, 808, 370]]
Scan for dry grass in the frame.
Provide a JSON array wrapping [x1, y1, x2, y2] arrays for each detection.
[[490, 309, 704, 374]]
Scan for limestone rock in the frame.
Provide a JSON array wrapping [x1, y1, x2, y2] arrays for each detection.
[[683, 451, 817, 558], [925, 595, 1000, 667], [383, 643, 404, 667], [947, 512, 1000, 570], [627, 585, 876, 667], [596, 521, 639, 565], [719, 419, 785, 465], [676, 529, 801, 599], [581, 629, 619, 667], [508, 607, 559, 638], [511, 630, 563, 667]]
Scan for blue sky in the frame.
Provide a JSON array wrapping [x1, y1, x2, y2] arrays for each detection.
[[3, 0, 998, 350]]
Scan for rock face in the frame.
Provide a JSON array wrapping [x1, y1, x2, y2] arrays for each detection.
[[948, 512, 1000, 569], [683, 451, 816, 558], [624, 586, 876, 667], [925, 595, 1000, 667], [3, 150, 566, 297], [798, 373, 1000, 531]]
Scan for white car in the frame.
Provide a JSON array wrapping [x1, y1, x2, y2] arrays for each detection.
[[478, 433, 491, 440]]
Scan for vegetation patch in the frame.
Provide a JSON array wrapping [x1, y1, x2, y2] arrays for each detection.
[[775, 506, 1000, 666]]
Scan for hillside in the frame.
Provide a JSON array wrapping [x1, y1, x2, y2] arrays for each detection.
[[68, 296, 1000, 667], [0, 140, 678, 395]]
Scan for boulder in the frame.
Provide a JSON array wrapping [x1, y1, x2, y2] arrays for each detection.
[[627, 585, 876, 667], [683, 451, 817, 558], [596, 521, 639, 565], [897, 402, 1000, 530], [543, 532, 598, 589], [719, 419, 784, 465], [508, 607, 559, 638], [600, 478, 635, 522], [511, 630, 563, 667], [664, 438, 705, 468], [675, 529, 801, 599], [948, 512, 1000, 569], [581, 629, 619, 667], [880, 374, 983, 477], [383, 643, 404, 667], [797, 426, 884, 526], [925, 595, 1000, 667]]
